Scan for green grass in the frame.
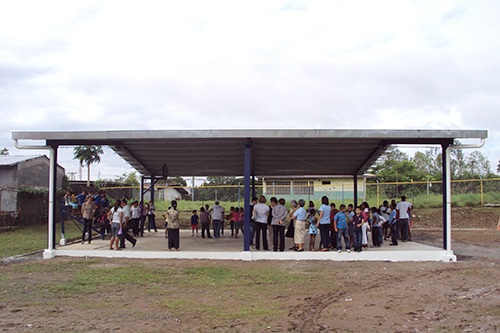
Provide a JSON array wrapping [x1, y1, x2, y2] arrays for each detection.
[[366, 192, 500, 209], [144, 193, 500, 212], [0, 219, 83, 258], [1, 259, 318, 326]]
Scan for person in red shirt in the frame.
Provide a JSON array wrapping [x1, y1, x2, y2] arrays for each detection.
[[232, 208, 241, 238]]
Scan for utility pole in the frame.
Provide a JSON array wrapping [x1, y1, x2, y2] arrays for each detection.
[[427, 176, 430, 196]]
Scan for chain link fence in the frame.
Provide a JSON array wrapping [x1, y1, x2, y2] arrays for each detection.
[[101, 178, 500, 209]]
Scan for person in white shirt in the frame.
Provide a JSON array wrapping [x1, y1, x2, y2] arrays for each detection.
[[119, 199, 137, 249], [209, 201, 225, 239], [380, 200, 391, 240], [252, 196, 270, 250], [108, 200, 123, 251], [130, 201, 141, 236], [395, 196, 413, 242]]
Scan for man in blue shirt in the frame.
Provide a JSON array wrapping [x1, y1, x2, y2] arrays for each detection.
[[334, 204, 350, 253], [76, 191, 86, 206]]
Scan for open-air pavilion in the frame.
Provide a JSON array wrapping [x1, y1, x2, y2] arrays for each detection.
[[12, 129, 487, 262]]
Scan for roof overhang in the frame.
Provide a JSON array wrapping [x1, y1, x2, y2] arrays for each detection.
[[12, 129, 487, 177]]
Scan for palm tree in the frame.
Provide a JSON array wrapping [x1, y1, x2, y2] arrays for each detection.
[[73, 145, 104, 186]]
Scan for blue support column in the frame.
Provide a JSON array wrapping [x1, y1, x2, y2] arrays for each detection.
[[353, 175, 358, 208], [140, 176, 144, 206], [243, 139, 252, 252], [150, 174, 155, 203]]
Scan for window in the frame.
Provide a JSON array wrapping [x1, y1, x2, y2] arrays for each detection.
[[267, 181, 291, 195], [293, 181, 314, 195], [322, 180, 331, 185]]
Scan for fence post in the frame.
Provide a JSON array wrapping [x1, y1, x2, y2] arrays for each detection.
[[411, 179, 415, 205], [376, 180, 379, 208], [480, 176, 484, 206], [427, 176, 430, 196]]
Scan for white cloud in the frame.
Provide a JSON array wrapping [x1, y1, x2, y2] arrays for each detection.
[[1, 0, 499, 178]]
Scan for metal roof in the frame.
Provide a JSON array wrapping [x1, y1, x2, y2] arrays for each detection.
[[0, 154, 44, 166], [12, 129, 487, 177]]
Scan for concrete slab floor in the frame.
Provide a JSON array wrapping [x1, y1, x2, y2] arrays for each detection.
[[59, 229, 442, 254]]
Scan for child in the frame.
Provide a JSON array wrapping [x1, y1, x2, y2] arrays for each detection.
[[232, 208, 241, 238], [329, 203, 338, 250], [370, 207, 383, 247], [347, 204, 355, 248], [227, 207, 235, 237], [162, 212, 169, 238], [308, 209, 318, 251], [351, 206, 366, 252], [334, 204, 350, 253], [238, 207, 245, 235], [191, 210, 199, 236], [380, 200, 391, 240], [100, 207, 110, 240], [361, 202, 370, 249]]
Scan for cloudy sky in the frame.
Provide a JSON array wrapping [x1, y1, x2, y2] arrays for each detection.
[[1, 0, 499, 181]]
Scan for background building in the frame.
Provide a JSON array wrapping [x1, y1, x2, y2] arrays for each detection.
[[0, 155, 65, 225], [262, 175, 375, 203]]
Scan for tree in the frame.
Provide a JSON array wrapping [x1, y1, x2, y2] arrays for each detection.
[[369, 146, 425, 198], [412, 148, 442, 180], [0, 148, 8, 155], [465, 150, 492, 178], [115, 171, 140, 186], [73, 145, 104, 186]]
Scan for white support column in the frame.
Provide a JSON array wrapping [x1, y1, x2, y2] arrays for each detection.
[[13, 139, 57, 259], [442, 138, 485, 262], [43, 146, 56, 259], [443, 146, 456, 262]]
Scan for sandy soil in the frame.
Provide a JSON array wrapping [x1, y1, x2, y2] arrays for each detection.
[[1, 207, 499, 332]]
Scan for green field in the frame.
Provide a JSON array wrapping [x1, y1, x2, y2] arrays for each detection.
[[0, 221, 82, 258], [134, 191, 500, 213]]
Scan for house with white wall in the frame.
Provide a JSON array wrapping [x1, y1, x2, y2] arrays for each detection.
[[261, 175, 374, 203]]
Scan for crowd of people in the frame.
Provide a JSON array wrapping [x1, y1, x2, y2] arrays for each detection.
[[65, 189, 415, 253], [164, 195, 414, 253], [64, 189, 162, 251]]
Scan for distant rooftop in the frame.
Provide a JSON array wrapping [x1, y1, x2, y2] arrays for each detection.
[[0, 155, 44, 166]]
